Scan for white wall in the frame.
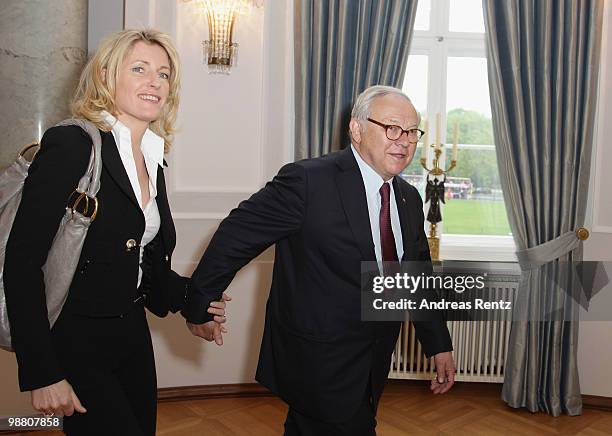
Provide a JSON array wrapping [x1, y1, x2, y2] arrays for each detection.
[[578, 0, 612, 398]]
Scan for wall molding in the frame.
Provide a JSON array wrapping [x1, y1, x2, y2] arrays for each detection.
[[172, 212, 229, 221], [593, 225, 612, 234], [158, 383, 272, 402], [157, 382, 612, 412], [582, 394, 612, 412]]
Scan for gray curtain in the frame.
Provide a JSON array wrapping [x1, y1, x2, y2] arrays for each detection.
[[294, 0, 418, 159], [483, 0, 604, 416]]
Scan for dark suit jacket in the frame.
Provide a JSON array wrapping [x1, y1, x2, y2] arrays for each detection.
[[183, 147, 453, 423], [5, 125, 186, 391]]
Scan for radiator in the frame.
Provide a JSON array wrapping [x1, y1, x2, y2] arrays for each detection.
[[388, 264, 519, 383]]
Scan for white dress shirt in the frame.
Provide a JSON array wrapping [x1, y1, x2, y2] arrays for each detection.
[[351, 145, 404, 263], [103, 111, 163, 287]]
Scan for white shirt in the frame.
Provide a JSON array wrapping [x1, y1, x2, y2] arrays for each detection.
[[103, 111, 163, 287], [351, 145, 404, 263]]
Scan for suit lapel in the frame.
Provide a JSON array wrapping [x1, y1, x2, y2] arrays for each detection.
[[393, 177, 416, 260], [335, 148, 376, 261], [101, 131, 141, 211], [155, 165, 176, 253]]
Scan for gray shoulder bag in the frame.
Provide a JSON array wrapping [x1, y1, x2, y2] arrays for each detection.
[[0, 119, 102, 351]]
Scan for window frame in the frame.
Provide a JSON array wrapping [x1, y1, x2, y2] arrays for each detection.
[[408, 0, 516, 262]]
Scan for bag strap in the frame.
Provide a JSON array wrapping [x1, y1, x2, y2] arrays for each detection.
[[54, 119, 103, 198]]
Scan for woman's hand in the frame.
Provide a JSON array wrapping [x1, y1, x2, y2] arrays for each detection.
[[31, 379, 87, 417], [189, 292, 232, 345], [206, 292, 232, 324]]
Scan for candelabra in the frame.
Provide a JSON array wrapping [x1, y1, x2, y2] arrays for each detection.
[[419, 114, 459, 261]]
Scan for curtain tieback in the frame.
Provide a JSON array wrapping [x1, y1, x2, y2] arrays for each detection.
[[516, 227, 589, 270]]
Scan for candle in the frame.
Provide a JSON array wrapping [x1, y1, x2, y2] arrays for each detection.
[[421, 119, 428, 159], [435, 113, 441, 147], [452, 122, 459, 161]]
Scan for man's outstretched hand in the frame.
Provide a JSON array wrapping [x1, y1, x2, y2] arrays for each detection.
[[187, 320, 228, 345]]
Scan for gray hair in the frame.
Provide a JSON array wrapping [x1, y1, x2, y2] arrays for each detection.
[[351, 85, 419, 123]]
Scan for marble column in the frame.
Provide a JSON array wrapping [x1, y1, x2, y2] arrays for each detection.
[[0, 0, 88, 170]]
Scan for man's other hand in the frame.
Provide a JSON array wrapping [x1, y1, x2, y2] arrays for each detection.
[[430, 351, 456, 394]]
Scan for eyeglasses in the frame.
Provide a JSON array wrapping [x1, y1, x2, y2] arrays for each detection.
[[367, 118, 425, 141]]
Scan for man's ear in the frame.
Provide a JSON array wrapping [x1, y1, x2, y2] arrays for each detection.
[[349, 118, 362, 144]]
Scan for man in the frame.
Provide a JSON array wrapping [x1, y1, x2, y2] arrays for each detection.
[[183, 85, 455, 435]]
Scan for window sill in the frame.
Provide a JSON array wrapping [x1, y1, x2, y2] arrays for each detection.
[[437, 234, 517, 262]]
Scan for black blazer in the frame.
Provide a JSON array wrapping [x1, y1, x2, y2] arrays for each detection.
[[183, 147, 453, 423], [5, 125, 186, 391]]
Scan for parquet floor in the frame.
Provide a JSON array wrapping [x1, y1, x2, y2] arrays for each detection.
[[7, 382, 612, 435]]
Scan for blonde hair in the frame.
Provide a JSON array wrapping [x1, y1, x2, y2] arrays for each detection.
[[71, 29, 181, 152]]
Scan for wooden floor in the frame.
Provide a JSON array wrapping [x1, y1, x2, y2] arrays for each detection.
[[7, 382, 612, 435]]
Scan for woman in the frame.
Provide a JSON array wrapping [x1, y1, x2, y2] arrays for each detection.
[[4, 29, 228, 435]]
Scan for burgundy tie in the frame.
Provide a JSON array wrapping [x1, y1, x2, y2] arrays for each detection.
[[379, 182, 398, 262]]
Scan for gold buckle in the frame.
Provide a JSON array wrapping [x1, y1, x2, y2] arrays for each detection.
[[66, 191, 99, 222]]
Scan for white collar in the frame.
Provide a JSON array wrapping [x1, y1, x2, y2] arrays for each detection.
[[102, 111, 164, 167], [350, 145, 392, 197]]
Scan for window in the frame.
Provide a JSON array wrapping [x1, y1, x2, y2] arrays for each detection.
[[402, 0, 515, 261]]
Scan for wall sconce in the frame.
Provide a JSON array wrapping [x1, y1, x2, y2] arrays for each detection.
[[193, 0, 262, 74]]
